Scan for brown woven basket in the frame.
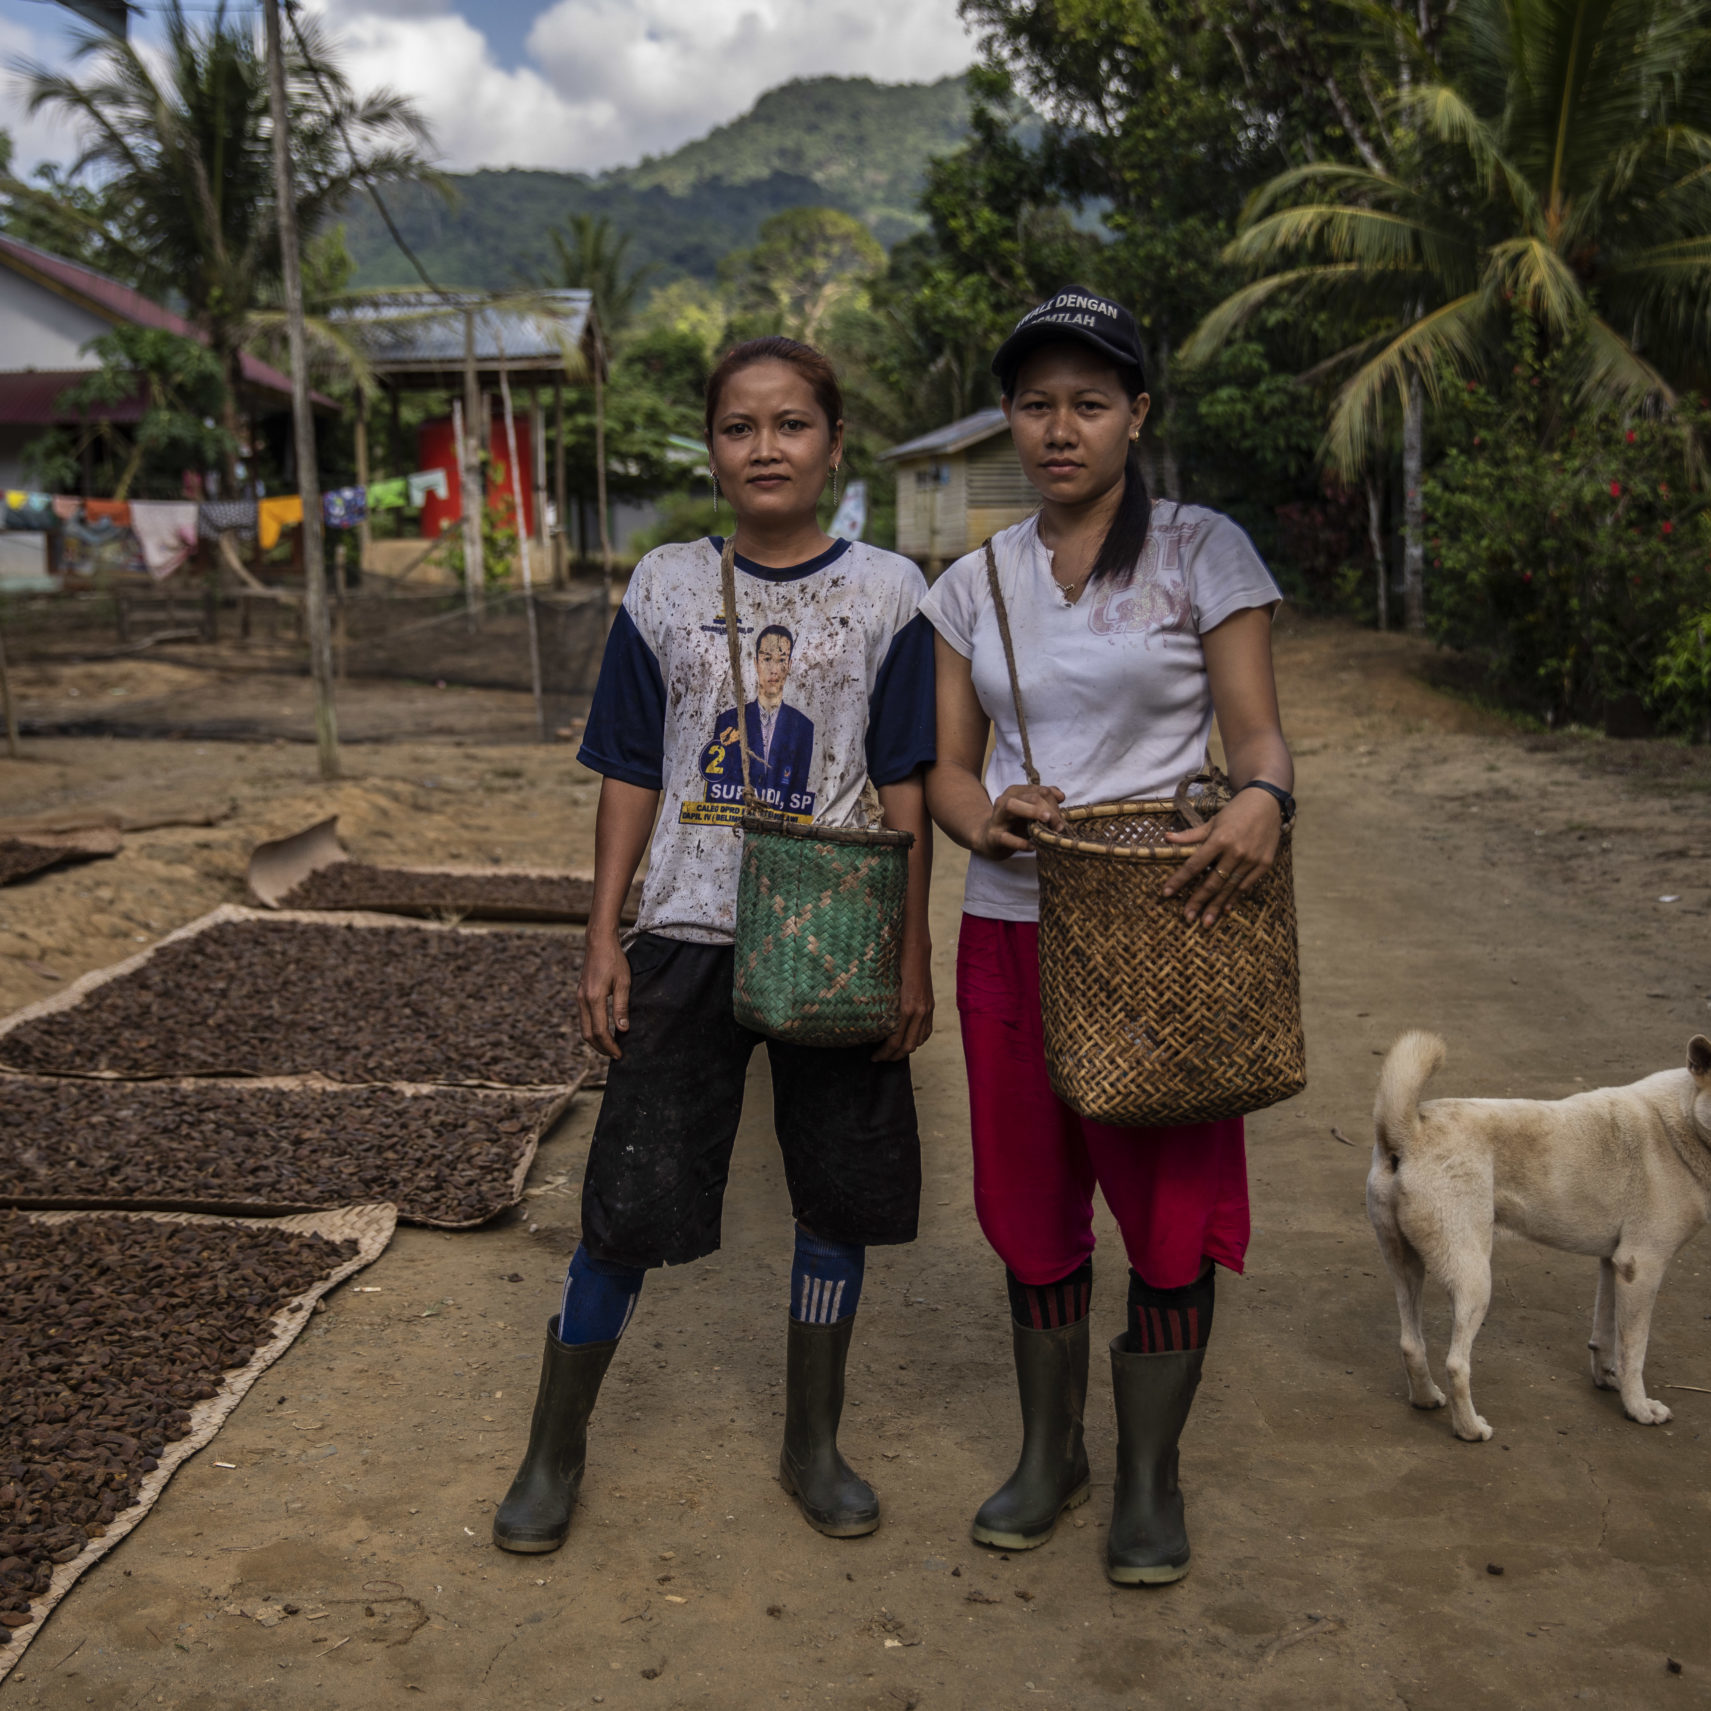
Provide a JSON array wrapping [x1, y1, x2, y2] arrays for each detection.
[[979, 539, 1305, 1127], [1032, 791, 1305, 1126]]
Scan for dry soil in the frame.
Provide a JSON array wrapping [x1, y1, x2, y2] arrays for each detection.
[[1, 614, 1709, 1711]]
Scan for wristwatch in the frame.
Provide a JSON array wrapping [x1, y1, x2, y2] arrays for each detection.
[[1237, 779, 1296, 826]]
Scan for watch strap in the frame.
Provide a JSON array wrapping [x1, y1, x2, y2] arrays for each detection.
[[1237, 779, 1295, 825]]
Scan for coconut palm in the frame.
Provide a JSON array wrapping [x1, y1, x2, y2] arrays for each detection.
[[1183, 0, 1711, 631], [20, 1, 434, 487]]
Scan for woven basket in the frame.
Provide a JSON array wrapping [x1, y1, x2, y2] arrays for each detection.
[[732, 811, 912, 1045], [1032, 790, 1305, 1126], [718, 540, 913, 1048], [978, 538, 1305, 1126]]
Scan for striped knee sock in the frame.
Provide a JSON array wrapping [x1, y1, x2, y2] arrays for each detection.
[[791, 1227, 864, 1325], [1005, 1259, 1092, 1330], [1127, 1261, 1215, 1353], [557, 1244, 646, 1345]]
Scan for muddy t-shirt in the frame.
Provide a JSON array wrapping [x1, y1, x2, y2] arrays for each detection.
[[578, 536, 934, 944], [919, 503, 1280, 923]]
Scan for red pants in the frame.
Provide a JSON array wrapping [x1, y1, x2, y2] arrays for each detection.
[[956, 913, 1250, 1290]]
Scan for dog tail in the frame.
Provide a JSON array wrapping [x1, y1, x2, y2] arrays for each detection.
[[1374, 1030, 1446, 1158]]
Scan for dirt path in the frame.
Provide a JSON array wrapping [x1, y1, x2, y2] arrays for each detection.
[[2, 614, 1709, 1711]]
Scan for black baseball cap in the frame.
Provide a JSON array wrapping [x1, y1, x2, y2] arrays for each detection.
[[992, 286, 1147, 395]]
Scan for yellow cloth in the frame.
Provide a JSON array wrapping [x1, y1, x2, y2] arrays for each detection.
[[258, 495, 303, 551]]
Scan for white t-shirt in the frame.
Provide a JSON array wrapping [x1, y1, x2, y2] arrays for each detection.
[[918, 503, 1281, 922], [578, 536, 936, 944]]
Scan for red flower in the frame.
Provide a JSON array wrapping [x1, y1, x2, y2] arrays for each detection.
[[1610, 481, 1622, 497], [1626, 430, 1636, 444], [1522, 571, 1533, 583], [1662, 520, 1674, 535], [1633, 575, 1643, 586], [1659, 482, 1669, 495], [1433, 557, 1442, 568]]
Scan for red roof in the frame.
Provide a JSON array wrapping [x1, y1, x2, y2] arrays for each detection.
[[0, 369, 148, 425], [0, 234, 333, 410]]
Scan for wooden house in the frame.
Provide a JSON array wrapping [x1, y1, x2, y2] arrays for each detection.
[[880, 407, 1038, 570]]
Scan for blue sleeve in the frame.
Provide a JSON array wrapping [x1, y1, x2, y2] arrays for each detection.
[[866, 612, 937, 786], [576, 604, 666, 789]]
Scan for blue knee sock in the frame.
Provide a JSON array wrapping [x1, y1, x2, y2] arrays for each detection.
[[791, 1227, 864, 1325], [557, 1244, 646, 1345]]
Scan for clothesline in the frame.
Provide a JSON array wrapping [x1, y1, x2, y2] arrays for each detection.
[[2, 469, 455, 580]]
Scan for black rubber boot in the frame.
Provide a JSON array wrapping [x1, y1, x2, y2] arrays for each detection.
[[1105, 1337, 1205, 1586], [492, 1316, 618, 1554], [971, 1317, 1091, 1550], [778, 1314, 880, 1538]]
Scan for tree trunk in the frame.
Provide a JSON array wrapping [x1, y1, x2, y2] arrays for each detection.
[[1402, 373, 1426, 634], [1366, 471, 1387, 631], [1152, 334, 1181, 501]]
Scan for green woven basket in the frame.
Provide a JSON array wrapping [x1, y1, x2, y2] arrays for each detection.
[[732, 812, 914, 1047]]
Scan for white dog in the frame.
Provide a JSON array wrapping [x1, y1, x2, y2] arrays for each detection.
[[1366, 1031, 1711, 1441]]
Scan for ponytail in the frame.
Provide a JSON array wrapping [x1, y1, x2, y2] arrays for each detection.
[[1088, 442, 1152, 585]]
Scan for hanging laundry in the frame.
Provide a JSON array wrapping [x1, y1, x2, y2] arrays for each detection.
[[85, 499, 132, 527], [366, 476, 409, 511], [51, 496, 80, 522], [65, 515, 126, 547], [129, 500, 200, 580], [407, 468, 449, 506], [257, 495, 303, 551], [198, 498, 259, 540], [4, 492, 57, 531], [323, 487, 367, 528]]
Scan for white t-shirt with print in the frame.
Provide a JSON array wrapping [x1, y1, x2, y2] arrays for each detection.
[[578, 536, 935, 945], [918, 503, 1281, 923]]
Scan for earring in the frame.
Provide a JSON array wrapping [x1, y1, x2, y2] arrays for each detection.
[[1130, 429, 1140, 441], [710, 467, 721, 523], [831, 462, 842, 509]]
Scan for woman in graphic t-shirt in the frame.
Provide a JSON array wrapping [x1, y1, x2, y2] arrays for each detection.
[[493, 338, 935, 1555], [920, 289, 1293, 1587]]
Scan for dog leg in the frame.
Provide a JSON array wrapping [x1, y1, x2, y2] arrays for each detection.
[[1611, 1252, 1672, 1426], [1440, 1248, 1494, 1442], [1371, 1193, 1444, 1409], [1588, 1258, 1619, 1391]]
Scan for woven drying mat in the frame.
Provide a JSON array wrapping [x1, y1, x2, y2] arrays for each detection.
[[0, 1077, 578, 1229], [0, 830, 122, 888], [247, 815, 639, 923], [0, 1203, 395, 1682], [0, 906, 583, 1089]]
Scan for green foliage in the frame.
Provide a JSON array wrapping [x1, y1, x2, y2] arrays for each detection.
[[1423, 327, 1711, 726], [546, 214, 656, 339], [1652, 608, 1711, 741], [724, 208, 884, 342], [23, 325, 234, 500], [340, 77, 974, 291], [443, 488, 521, 592]]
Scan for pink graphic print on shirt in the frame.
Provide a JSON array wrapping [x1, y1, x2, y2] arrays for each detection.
[[1086, 515, 1200, 639]]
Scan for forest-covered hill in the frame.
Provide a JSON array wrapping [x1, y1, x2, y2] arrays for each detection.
[[342, 75, 971, 290]]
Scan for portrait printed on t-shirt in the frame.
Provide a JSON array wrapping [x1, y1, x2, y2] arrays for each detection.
[[695, 622, 818, 820]]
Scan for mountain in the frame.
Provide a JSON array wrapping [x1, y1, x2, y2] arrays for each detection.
[[341, 75, 971, 293]]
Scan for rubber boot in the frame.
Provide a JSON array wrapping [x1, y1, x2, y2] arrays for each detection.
[[492, 1316, 618, 1554], [778, 1314, 880, 1538], [971, 1317, 1091, 1549], [1105, 1337, 1204, 1586]]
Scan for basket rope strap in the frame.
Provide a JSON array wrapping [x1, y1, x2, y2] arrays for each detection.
[[982, 538, 1040, 788], [718, 537, 758, 813]]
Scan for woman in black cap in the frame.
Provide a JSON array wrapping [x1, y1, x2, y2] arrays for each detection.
[[919, 287, 1293, 1585]]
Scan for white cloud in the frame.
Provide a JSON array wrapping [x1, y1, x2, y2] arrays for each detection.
[[0, 12, 94, 174], [0, 1, 976, 179], [322, 0, 975, 173]]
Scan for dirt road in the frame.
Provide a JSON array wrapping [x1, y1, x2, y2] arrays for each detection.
[[2, 615, 1709, 1711]]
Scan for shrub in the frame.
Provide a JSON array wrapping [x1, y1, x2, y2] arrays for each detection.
[[1424, 326, 1711, 730]]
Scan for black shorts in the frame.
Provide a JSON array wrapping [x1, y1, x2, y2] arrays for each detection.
[[580, 933, 921, 1268]]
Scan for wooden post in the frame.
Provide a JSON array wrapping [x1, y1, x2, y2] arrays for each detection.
[[354, 395, 372, 574], [333, 533, 348, 681], [263, 0, 337, 780], [1366, 472, 1387, 632], [460, 309, 485, 621], [593, 324, 613, 630], [497, 335, 547, 740], [530, 386, 548, 558], [553, 376, 567, 586], [0, 612, 19, 759]]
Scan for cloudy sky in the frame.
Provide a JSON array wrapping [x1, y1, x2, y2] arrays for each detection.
[[0, 0, 979, 176]]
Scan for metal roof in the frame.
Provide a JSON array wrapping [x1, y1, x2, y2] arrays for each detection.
[[339, 292, 597, 383], [879, 406, 1010, 463], [0, 234, 320, 409]]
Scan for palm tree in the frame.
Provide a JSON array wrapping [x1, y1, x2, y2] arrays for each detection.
[[547, 213, 655, 343], [1184, 0, 1711, 632], [21, 2, 434, 489]]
